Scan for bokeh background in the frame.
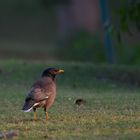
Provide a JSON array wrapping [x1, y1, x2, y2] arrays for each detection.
[[1, 1, 140, 139], [0, 0, 140, 64]]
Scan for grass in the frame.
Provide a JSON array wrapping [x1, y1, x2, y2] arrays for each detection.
[[0, 60, 140, 139]]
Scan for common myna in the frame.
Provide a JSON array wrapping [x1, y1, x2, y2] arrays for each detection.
[[22, 68, 64, 121]]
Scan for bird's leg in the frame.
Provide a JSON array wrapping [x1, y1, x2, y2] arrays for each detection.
[[44, 108, 48, 121], [33, 108, 37, 121], [46, 112, 48, 121]]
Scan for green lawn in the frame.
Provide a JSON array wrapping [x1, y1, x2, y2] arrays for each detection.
[[0, 60, 140, 140]]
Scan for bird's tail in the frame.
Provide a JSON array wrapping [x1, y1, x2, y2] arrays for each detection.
[[22, 99, 35, 112], [22, 96, 48, 112]]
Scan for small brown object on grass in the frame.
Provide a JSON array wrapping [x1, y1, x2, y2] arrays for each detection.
[[75, 98, 86, 106]]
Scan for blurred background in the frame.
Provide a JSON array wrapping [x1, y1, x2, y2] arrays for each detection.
[[0, 0, 140, 64]]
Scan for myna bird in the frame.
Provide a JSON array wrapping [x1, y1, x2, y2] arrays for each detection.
[[22, 68, 64, 121]]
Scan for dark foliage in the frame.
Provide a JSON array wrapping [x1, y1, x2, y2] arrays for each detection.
[[114, 0, 140, 41]]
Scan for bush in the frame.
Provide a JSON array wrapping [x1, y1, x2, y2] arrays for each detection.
[[57, 30, 106, 63]]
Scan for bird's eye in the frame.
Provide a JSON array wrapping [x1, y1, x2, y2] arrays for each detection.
[[51, 70, 58, 73], [54, 70, 58, 72]]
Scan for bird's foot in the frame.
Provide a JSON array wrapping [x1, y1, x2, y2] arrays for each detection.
[[34, 112, 37, 121], [46, 112, 48, 121]]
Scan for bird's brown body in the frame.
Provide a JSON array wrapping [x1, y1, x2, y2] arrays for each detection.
[[22, 68, 64, 121], [31, 77, 56, 111]]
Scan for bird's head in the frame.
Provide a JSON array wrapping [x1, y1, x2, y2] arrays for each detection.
[[42, 68, 64, 78]]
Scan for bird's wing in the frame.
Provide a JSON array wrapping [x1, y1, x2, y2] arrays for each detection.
[[28, 86, 49, 102], [22, 79, 52, 112], [29, 77, 55, 100]]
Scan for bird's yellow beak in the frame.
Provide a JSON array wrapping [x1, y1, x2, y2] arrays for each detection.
[[58, 69, 64, 73]]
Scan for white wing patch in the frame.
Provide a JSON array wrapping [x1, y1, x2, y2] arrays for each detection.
[[22, 107, 33, 112], [44, 96, 49, 99]]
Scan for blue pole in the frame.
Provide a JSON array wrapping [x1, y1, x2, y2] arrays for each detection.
[[99, 0, 114, 64]]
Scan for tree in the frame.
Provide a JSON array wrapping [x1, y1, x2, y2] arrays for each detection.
[[114, 0, 140, 39]]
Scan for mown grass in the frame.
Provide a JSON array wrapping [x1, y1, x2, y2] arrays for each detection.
[[0, 60, 140, 140]]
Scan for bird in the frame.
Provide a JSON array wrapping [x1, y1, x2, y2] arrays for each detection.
[[22, 68, 64, 121]]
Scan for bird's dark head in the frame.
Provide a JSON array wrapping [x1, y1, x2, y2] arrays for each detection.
[[42, 68, 64, 78]]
